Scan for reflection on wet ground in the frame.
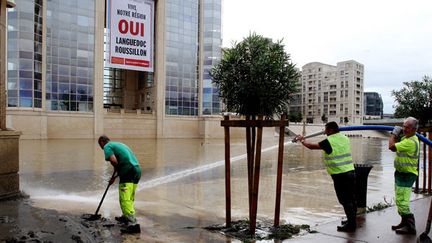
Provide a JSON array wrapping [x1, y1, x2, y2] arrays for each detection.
[[18, 135, 424, 242]]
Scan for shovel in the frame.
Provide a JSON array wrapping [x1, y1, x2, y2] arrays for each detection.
[[418, 197, 432, 243], [82, 171, 117, 221]]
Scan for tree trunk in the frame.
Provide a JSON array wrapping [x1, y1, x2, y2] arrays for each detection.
[[224, 116, 231, 227], [274, 115, 286, 226], [249, 115, 263, 234], [0, 3, 7, 130], [246, 115, 253, 222]]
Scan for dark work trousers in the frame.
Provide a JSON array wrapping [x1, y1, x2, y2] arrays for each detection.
[[331, 170, 357, 226]]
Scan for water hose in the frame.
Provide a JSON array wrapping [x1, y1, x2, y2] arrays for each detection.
[[292, 125, 432, 147], [339, 125, 432, 147]]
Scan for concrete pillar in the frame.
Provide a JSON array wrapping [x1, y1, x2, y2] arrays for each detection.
[[93, 0, 105, 137], [0, 130, 21, 199], [154, 0, 166, 138], [0, 0, 8, 130], [0, 0, 21, 200]]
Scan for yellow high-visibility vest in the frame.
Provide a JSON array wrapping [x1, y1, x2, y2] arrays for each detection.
[[323, 133, 354, 175], [394, 136, 419, 176]]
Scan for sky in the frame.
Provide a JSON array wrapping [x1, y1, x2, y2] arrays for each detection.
[[222, 0, 432, 114]]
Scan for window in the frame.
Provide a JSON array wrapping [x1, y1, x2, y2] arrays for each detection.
[[103, 68, 124, 108], [323, 92, 328, 102], [7, 0, 44, 108], [45, 0, 95, 111]]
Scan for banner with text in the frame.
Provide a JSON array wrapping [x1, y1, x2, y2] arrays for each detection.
[[106, 0, 154, 72]]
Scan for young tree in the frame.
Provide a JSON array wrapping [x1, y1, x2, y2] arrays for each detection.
[[211, 33, 300, 117], [392, 76, 432, 126], [211, 33, 300, 233]]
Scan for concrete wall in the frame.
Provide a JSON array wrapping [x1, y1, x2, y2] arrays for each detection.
[[7, 111, 281, 139], [160, 116, 201, 138], [47, 114, 94, 139], [6, 111, 94, 139], [6, 111, 47, 139], [103, 110, 157, 138]]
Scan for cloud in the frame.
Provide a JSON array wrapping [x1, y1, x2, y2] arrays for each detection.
[[222, 0, 432, 114]]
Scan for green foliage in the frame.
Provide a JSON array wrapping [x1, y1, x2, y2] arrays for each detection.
[[268, 224, 311, 240], [289, 111, 303, 122], [392, 76, 432, 125], [211, 33, 300, 117]]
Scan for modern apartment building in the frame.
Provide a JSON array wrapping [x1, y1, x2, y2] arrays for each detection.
[[289, 60, 364, 125], [5, 0, 223, 139], [364, 92, 383, 118]]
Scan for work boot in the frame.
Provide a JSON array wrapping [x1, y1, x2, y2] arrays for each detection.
[[396, 214, 416, 235], [391, 216, 406, 230], [115, 215, 129, 224], [115, 215, 137, 225], [121, 224, 141, 234], [337, 223, 356, 233]]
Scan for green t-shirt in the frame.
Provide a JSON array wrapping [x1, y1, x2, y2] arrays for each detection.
[[104, 141, 140, 177]]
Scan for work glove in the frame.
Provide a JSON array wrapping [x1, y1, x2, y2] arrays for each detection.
[[391, 126, 402, 137], [292, 135, 304, 143]]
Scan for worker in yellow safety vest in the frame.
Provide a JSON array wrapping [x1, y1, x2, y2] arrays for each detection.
[[295, 121, 357, 232], [388, 117, 420, 235]]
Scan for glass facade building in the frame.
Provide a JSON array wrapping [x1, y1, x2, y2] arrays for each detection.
[[8, 0, 221, 115], [164, 0, 221, 116], [7, 0, 43, 108], [7, 0, 95, 111], [201, 0, 221, 115], [45, 0, 95, 111], [364, 92, 383, 117], [5, 0, 223, 139], [165, 0, 199, 116]]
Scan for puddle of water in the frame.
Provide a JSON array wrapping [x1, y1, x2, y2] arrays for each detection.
[[18, 136, 415, 242]]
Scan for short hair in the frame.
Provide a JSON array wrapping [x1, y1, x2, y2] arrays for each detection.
[[405, 117, 419, 130], [325, 121, 339, 132], [98, 135, 110, 144]]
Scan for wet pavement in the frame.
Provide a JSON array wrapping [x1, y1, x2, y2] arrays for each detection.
[[295, 197, 432, 243], [1, 133, 431, 242]]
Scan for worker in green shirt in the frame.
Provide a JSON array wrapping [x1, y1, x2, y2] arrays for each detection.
[[388, 117, 419, 235], [98, 135, 142, 234]]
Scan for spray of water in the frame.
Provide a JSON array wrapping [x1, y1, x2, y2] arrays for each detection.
[[135, 140, 294, 192], [31, 188, 101, 203], [33, 140, 295, 202]]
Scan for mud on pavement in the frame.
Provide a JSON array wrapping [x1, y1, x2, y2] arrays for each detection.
[[0, 196, 125, 243]]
